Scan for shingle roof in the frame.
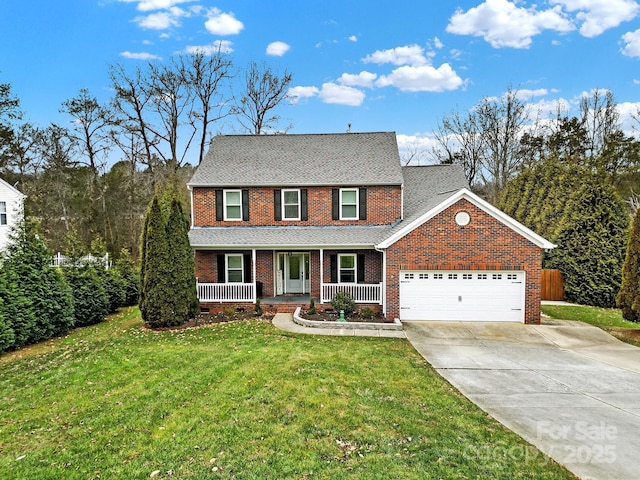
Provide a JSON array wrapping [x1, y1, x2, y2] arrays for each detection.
[[188, 163, 470, 249], [188, 132, 404, 187]]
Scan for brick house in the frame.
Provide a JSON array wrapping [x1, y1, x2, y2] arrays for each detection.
[[188, 132, 554, 323]]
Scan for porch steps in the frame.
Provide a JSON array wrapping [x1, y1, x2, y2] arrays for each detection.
[[275, 304, 300, 314]]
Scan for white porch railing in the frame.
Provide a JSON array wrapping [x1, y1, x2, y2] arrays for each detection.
[[197, 282, 254, 302], [322, 283, 383, 304]]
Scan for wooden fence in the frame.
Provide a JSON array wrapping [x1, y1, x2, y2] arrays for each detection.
[[541, 269, 564, 301]]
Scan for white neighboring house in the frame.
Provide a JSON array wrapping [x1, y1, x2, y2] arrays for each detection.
[[0, 177, 26, 252]]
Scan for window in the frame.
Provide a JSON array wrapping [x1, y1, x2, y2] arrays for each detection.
[[492, 274, 503, 280], [478, 274, 487, 280], [282, 189, 300, 220], [340, 189, 358, 219], [507, 274, 518, 280], [433, 273, 443, 280], [448, 273, 458, 280], [0, 202, 6, 225], [463, 274, 473, 280], [226, 254, 244, 283], [224, 190, 242, 220], [419, 273, 428, 279], [338, 254, 356, 283], [404, 273, 414, 280]]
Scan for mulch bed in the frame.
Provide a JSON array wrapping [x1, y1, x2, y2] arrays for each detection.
[[300, 310, 389, 323], [151, 311, 275, 331]]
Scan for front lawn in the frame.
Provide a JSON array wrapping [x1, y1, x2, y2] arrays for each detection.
[[541, 304, 640, 347], [0, 308, 575, 479]]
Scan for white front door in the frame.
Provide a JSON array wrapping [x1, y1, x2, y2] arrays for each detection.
[[281, 253, 309, 294]]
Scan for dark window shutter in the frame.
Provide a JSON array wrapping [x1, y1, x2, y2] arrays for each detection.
[[274, 189, 282, 221], [301, 189, 308, 221], [217, 254, 225, 283], [242, 190, 249, 221], [330, 254, 337, 283], [243, 253, 251, 283], [359, 188, 367, 220], [332, 189, 339, 220], [357, 253, 365, 283], [215, 190, 223, 221]]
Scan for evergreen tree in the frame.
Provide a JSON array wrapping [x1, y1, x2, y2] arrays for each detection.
[[617, 207, 640, 321], [165, 197, 199, 322], [139, 191, 197, 328], [499, 159, 629, 307], [139, 196, 172, 327], [64, 264, 110, 327], [0, 220, 74, 350], [114, 248, 139, 307]]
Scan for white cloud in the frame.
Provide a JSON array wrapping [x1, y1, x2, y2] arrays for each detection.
[[134, 0, 193, 12], [120, 51, 162, 60], [185, 40, 233, 55], [348, 35, 358, 42], [204, 8, 243, 35], [551, 0, 640, 37], [516, 88, 551, 99], [288, 86, 320, 104], [337, 71, 377, 88], [266, 41, 290, 56], [135, 10, 183, 29], [396, 133, 439, 164], [433, 37, 443, 49], [318, 83, 365, 106], [363, 44, 429, 66], [376, 63, 465, 92], [622, 28, 640, 57], [446, 0, 574, 48]]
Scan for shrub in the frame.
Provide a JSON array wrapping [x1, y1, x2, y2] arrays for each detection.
[[255, 298, 263, 316], [64, 265, 110, 327], [331, 291, 356, 318], [359, 307, 375, 320], [617, 207, 640, 322], [114, 248, 139, 307]]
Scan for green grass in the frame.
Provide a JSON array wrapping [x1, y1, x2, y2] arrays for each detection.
[[0, 308, 575, 479], [541, 304, 640, 347], [541, 304, 640, 330]]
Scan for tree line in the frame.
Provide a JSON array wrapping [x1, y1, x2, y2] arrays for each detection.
[[0, 52, 292, 258]]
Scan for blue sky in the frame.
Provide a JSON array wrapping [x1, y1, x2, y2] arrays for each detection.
[[1, 0, 640, 164]]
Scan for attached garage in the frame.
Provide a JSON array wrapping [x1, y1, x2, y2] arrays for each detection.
[[399, 270, 525, 322]]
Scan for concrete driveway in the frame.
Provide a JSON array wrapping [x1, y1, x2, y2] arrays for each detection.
[[403, 320, 640, 480]]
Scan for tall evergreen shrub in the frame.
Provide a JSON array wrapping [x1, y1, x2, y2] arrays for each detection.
[[0, 220, 74, 351], [617, 207, 640, 321]]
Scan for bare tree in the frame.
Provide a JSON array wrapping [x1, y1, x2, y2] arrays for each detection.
[[109, 63, 159, 171], [233, 61, 292, 134], [432, 107, 483, 187], [178, 51, 233, 164], [580, 89, 619, 160]]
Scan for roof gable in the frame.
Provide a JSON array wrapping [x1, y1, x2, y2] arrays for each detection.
[[188, 132, 404, 187], [377, 188, 556, 250], [0, 177, 25, 199]]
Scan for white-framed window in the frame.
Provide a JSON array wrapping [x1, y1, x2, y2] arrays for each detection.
[[0, 202, 6, 225], [225, 254, 244, 283], [340, 188, 358, 220], [338, 253, 356, 283], [282, 189, 300, 220], [224, 190, 242, 220]]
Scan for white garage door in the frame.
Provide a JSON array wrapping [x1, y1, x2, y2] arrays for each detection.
[[399, 270, 525, 322]]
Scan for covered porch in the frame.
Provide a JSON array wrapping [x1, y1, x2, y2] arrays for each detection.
[[195, 248, 384, 309]]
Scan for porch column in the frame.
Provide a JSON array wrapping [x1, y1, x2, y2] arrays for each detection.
[[252, 248, 257, 303], [381, 248, 387, 317], [319, 248, 324, 304]]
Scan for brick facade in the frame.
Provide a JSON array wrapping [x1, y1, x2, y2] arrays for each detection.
[[191, 185, 402, 227], [385, 198, 544, 324]]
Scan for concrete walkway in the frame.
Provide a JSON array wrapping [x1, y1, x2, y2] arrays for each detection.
[[403, 320, 640, 480]]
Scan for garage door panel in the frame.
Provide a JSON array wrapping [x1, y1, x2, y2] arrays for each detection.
[[399, 270, 525, 322]]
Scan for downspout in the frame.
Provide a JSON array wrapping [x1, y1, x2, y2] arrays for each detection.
[[188, 185, 194, 228]]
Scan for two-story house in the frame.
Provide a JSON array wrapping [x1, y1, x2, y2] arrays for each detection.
[[188, 132, 554, 323], [0, 177, 25, 252]]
